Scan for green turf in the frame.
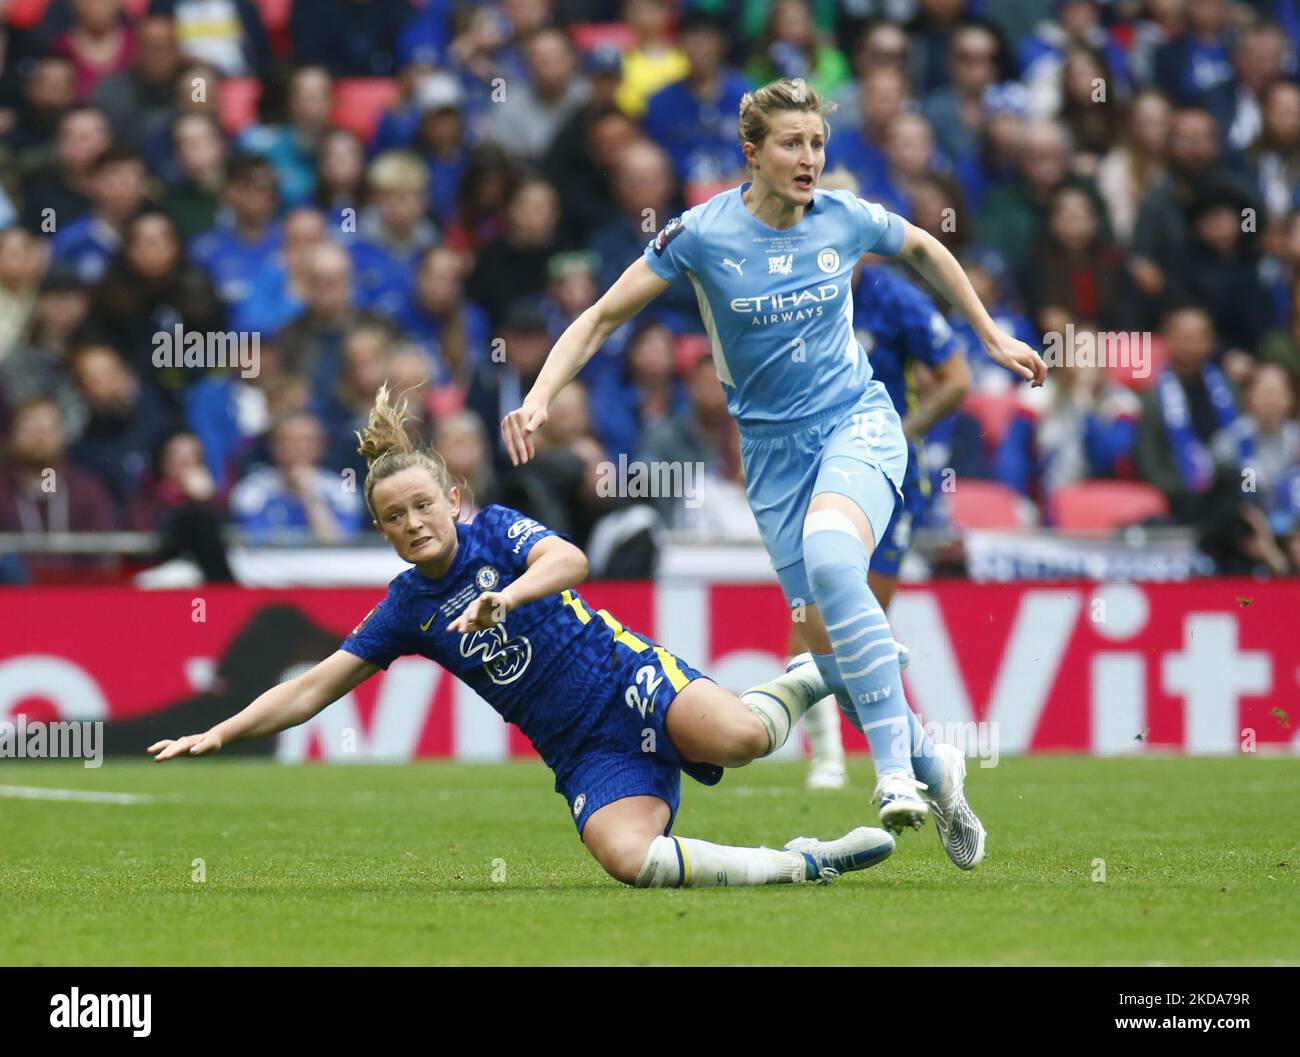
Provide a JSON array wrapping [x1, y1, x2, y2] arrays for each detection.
[[1, 756, 1297, 965]]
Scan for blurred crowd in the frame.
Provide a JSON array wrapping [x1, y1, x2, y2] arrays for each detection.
[[2, 0, 1300, 583]]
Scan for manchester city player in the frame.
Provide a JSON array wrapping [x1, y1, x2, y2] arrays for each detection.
[[150, 384, 896, 889], [503, 80, 1046, 870]]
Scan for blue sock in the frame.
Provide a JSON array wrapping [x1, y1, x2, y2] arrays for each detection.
[[803, 509, 938, 781], [810, 649, 945, 790]]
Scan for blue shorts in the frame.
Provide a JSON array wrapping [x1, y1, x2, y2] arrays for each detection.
[[869, 452, 931, 578], [553, 639, 721, 837], [738, 383, 908, 605]]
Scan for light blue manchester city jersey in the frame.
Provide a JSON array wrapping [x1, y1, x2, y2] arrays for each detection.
[[642, 184, 906, 426]]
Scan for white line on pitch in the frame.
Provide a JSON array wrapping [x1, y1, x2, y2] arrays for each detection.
[[0, 785, 163, 804]]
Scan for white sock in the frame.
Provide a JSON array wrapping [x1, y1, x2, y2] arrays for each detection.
[[803, 695, 846, 770], [741, 661, 830, 756], [634, 834, 808, 887]]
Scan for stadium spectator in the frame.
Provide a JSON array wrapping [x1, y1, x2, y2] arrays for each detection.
[[1019, 0, 1131, 118], [290, 0, 411, 78], [833, 19, 910, 116], [190, 152, 283, 305], [349, 150, 437, 319], [906, 0, 969, 98], [237, 64, 334, 207], [434, 408, 498, 520], [148, 0, 272, 78], [311, 128, 366, 237], [591, 318, 687, 463], [1211, 361, 1300, 533], [89, 14, 183, 149], [909, 171, 971, 256], [485, 27, 589, 162], [746, 0, 851, 100], [1135, 305, 1242, 531], [540, 249, 629, 389], [1151, 0, 1237, 129], [53, 0, 136, 101], [465, 299, 552, 468], [229, 410, 364, 541], [2, 54, 77, 158], [1095, 87, 1171, 242], [397, 244, 489, 386], [923, 22, 1003, 163], [870, 111, 944, 218], [0, 396, 117, 581], [976, 116, 1072, 272], [643, 10, 750, 185], [88, 208, 226, 389], [1056, 45, 1123, 171], [444, 142, 520, 255], [19, 104, 111, 233], [1022, 183, 1124, 330], [639, 342, 739, 530], [50, 145, 149, 282], [135, 58, 223, 183], [1248, 79, 1300, 225], [467, 175, 561, 327], [68, 341, 177, 504], [1175, 186, 1272, 356], [954, 80, 1029, 212], [1226, 20, 1292, 154], [994, 345, 1140, 503], [0, 266, 91, 437], [486, 26, 592, 163], [160, 111, 227, 240], [232, 205, 329, 338], [588, 139, 700, 327], [544, 102, 638, 246], [0, 227, 48, 366], [616, 0, 689, 120], [406, 72, 470, 230], [826, 66, 909, 197], [948, 247, 1040, 394], [125, 428, 234, 582], [316, 321, 394, 479], [1261, 267, 1300, 373], [277, 241, 386, 401]]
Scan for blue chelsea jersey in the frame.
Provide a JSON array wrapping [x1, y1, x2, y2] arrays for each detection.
[[642, 184, 906, 426], [340, 505, 667, 770]]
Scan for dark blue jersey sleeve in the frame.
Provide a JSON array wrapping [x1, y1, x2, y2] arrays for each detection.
[[340, 588, 411, 670], [473, 505, 564, 574]]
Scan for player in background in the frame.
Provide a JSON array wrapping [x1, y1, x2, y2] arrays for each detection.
[[796, 168, 973, 789], [149, 384, 896, 889], [504, 79, 1045, 870]]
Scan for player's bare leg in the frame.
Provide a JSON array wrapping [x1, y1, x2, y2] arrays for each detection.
[[582, 794, 893, 887]]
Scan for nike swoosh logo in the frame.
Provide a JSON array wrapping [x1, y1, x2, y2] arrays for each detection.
[[420, 614, 436, 632]]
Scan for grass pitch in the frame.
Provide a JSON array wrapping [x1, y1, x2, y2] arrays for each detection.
[[1, 756, 1297, 966]]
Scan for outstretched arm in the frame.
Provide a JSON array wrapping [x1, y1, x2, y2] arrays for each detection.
[[148, 650, 379, 760], [447, 535, 589, 633], [895, 221, 1047, 387], [502, 258, 670, 465]]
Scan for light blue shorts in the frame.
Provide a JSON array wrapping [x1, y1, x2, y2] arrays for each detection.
[[738, 383, 908, 606]]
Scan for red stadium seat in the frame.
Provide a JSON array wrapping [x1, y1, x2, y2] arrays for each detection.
[[332, 77, 401, 145], [961, 390, 1020, 449], [256, 0, 293, 33], [1048, 480, 1170, 532], [7, 0, 52, 28], [569, 23, 636, 52], [218, 76, 262, 134], [948, 480, 1036, 531]]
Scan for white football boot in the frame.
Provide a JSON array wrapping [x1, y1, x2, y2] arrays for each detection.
[[784, 826, 895, 882], [923, 743, 987, 870], [873, 771, 930, 834]]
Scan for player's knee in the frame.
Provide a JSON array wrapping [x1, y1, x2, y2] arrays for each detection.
[[728, 711, 772, 765], [595, 835, 655, 886], [802, 510, 868, 598]]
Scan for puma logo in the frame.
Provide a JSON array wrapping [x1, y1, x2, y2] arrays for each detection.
[[723, 257, 746, 275]]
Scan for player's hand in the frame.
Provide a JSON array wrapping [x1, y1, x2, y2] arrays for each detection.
[[501, 397, 548, 467], [447, 591, 513, 634], [984, 331, 1047, 387], [148, 731, 223, 761]]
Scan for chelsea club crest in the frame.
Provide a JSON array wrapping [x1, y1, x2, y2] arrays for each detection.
[[476, 565, 500, 591]]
